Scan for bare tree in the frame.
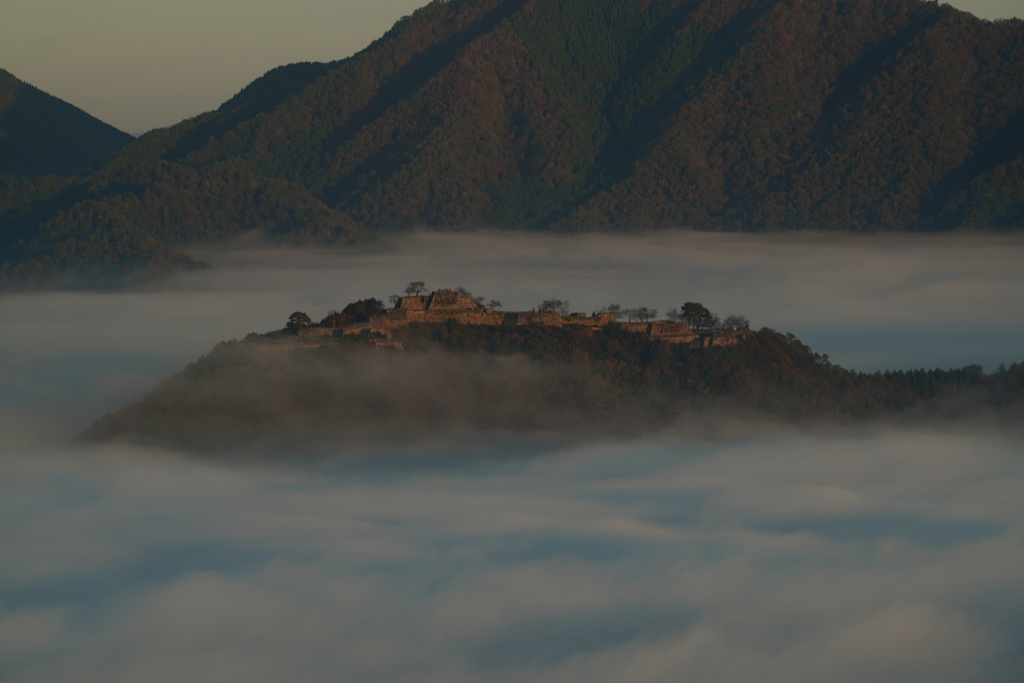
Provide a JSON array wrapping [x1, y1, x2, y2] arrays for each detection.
[[488, 299, 503, 310], [627, 307, 658, 322], [538, 298, 570, 315], [722, 314, 750, 331], [599, 303, 625, 320], [404, 281, 427, 296]]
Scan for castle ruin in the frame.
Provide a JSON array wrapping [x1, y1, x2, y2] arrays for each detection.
[[295, 289, 749, 347]]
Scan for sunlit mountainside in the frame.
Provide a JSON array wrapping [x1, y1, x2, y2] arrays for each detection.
[[2, 0, 1024, 288]]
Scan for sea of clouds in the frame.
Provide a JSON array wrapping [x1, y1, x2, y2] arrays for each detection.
[[1, 231, 1023, 681]]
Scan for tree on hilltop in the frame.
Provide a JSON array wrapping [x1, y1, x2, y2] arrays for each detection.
[[681, 302, 716, 330], [286, 311, 313, 331], [454, 286, 487, 305], [722, 314, 750, 331], [320, 309, 347, 327], [343, 298, 386, 323], [599, 303, 625, 320], [538, 298, 570, 315], [626, 307, 658, 323], [404, 281, 427, 296]]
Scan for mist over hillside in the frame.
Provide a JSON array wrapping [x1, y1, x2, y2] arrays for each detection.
[[2, 0, 1024, 288], [79, 322, 1024, 456], [2, 232, 1024, 681], [70, 234, 1024, 455]]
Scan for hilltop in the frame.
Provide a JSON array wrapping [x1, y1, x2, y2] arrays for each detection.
[[3, 0, 1024, 288], [81, 288, 1024, 454], [0, 68, 133, 178], [277, 288, 750, 348]]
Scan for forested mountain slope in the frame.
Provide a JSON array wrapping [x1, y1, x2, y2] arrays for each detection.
[[0, 69, 133, 178], [3, 0, 1023, 288]]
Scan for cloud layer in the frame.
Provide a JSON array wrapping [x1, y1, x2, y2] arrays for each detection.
[[2, 230, 1023, 681], [3, 229, 1023, 433], [2, 429, 1022, 682]]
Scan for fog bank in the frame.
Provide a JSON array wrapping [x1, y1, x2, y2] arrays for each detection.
[[2, 231, 1022, 431], [2, 429, 1022, 682], [2, 230, 1023, 681]]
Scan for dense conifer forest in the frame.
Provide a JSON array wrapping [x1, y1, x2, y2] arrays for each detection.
[[3, 0, 1024, 288]]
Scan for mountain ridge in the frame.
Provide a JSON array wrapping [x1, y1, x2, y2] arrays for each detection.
[[3, 0, 1024, 288], [0, 68, 133, 178]]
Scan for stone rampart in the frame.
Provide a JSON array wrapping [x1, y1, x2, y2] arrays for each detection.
[[426, 289, 483, 312], [286, 291, 749, 350], [396, 296, 428, 311], [297, 327, 334, 337], [648, 321, 692, 336], [503, 312, 564, 327], [563, 313, 616, 327], [422, 310, 504, 325], [618, 322, 649, 335]]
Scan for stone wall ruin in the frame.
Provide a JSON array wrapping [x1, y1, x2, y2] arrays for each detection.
[[290, 290, 749, 348]]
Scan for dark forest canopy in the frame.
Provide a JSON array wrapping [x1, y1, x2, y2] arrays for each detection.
[[0, 69, 133, 179], [81, 310, 1024, 455], [4, 0, 1024, 288]]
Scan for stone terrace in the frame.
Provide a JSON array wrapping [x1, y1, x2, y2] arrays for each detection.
[[296, 289, 750, 347]]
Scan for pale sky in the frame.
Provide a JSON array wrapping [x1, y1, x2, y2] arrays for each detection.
[[0, 0, 1019, 134]]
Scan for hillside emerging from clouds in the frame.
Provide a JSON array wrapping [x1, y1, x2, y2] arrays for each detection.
[[3, 0, 1024, 287], [81, 307, 1024, 454]]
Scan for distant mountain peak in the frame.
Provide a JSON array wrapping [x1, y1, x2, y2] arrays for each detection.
[[0, 68, 133, 178], [2, 0, 1024, 289]]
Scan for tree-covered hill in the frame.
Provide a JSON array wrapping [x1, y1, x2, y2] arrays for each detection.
[[80, 320, 1024, 454], [4, 0, 1024, 287], [0, 69, 133, 178]]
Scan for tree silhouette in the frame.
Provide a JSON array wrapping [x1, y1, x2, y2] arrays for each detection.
[[627, 306, 658, 322], [286, 311, 313, 330], [599, 303, 625, 320], [538, 298, 570, 315], [723, 314, 750, 331], [681, 302, 714, 330], [342, 298, 386, 323], [404, 281, 427, 296]]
